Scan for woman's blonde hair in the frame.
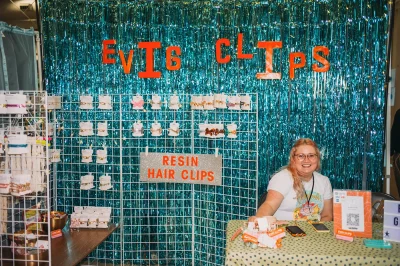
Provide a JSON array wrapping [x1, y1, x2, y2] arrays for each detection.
[[286, 138, 321, 199]]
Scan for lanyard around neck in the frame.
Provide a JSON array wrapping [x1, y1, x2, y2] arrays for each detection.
[[304, 173, 315, 207]]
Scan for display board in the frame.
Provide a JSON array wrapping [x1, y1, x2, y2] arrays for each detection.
[[41, 0, 389, 195], [53, 93, 258, 265]]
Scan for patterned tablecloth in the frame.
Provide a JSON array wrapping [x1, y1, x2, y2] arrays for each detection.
[[225, 220, 400, 266]]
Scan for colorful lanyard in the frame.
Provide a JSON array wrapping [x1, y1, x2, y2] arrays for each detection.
[[304, 173, 315, 207]]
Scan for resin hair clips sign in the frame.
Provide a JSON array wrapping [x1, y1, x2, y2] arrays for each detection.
[[140, 153, 222, 185]]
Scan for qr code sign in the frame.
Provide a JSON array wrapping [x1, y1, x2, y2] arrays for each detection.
[[346, 213, 360, 228]]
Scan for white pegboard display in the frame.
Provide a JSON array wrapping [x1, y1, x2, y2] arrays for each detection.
[[53, 93, 258, 265], [0, 91, 51, 265]]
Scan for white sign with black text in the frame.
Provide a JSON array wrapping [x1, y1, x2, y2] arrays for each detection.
[[383, 200, 400, 242]]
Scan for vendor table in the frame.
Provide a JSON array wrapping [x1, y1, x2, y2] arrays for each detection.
[[225, 220, 400, 266], [51, 223, 119, 266], [1, 223, 118, 266]]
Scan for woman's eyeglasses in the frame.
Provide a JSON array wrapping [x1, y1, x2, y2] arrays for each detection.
[[294, 153, 318, 162]]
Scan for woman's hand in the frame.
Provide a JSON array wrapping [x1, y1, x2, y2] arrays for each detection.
[[248, 216, 258, 223], [320, 198, 333, 221]]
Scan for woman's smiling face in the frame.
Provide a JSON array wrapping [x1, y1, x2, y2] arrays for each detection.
[[292, 144, 319, 179]]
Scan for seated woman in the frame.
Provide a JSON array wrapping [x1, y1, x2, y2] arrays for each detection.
[[250, 138, 333, 222]]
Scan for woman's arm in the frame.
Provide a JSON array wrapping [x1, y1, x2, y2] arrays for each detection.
[[248, 190, 284, 222], [320, 198, 333, 221]]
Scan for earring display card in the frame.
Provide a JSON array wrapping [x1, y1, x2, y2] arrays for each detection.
[[96, 149, 108, 164]]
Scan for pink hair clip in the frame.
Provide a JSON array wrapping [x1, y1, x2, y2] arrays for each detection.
[[131, 99, 144, 108]]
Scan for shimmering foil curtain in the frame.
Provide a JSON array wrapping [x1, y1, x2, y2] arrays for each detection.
[[40, 0, 388, 265]]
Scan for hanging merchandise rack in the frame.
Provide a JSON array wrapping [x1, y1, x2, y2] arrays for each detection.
[[53, 92, 258, 266], [0, 91, 51, 265]]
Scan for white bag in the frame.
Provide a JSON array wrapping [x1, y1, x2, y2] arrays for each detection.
[[10, 174, 32, 196], [7, 134, 28, 154], [99, 175, 112, 191], [6, 94, 27, 114], [80, 95, 93, 109], [79, 122, 94, 136], [98, 95, 112, 110], [80, 174, 94, 190], [81, 149, 93, 163], [97, 122, 108, 136], [96, 149, 107, 164]]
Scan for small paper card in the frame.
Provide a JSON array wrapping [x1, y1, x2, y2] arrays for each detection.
[[333, 189, 372, 238], [383, 200, 400, 242], [258, 234, 276, 248], [35, 240, 50, 249], [247, 222, 255, 231], [267, 228, 286, 240], [51, 229, 63, 239], [335, 229, 354, 242], [257, 217, 269, 232], [74, 206, 84, 213]]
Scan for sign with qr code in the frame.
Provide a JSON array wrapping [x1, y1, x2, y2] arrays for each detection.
[[383, 200, 400, 243], [333, 189, 372, 238], [341, 196, 365, 232]]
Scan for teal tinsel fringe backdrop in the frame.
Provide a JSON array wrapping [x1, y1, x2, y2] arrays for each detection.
[[40, 0, 388, 265]]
